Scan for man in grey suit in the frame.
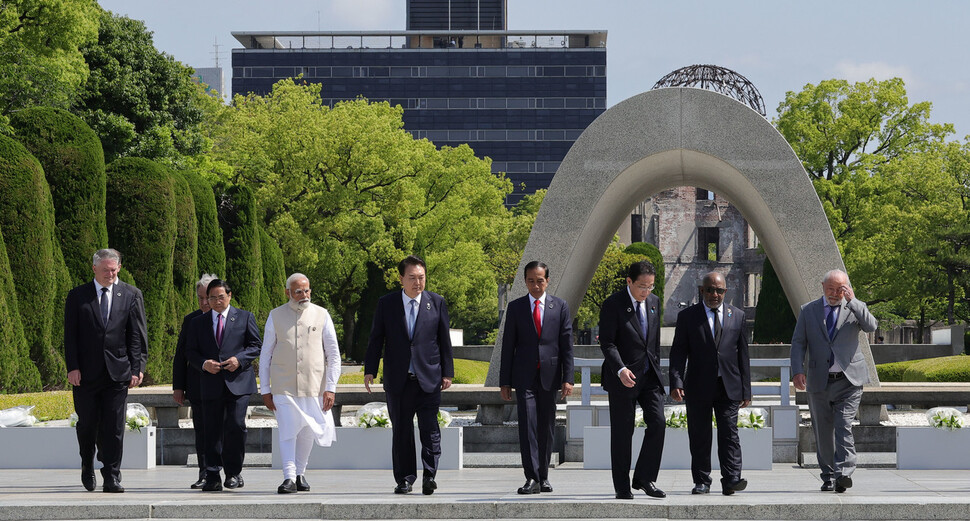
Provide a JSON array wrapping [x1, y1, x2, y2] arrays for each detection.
[[790, 269, 877, 493]]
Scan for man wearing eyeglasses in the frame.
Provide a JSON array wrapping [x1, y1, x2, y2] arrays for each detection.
[[599, 260, 666, 499], [185, 279, 262, 492], [669, 272, 751, 496]]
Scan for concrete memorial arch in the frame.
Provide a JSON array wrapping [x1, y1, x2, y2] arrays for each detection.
[[485, 87, 879, 386]]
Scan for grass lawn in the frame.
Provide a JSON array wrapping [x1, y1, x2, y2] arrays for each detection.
[[338, 358, 489, 385]]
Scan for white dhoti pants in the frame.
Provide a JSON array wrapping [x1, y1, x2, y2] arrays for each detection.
[[274, 395, 336, 480]]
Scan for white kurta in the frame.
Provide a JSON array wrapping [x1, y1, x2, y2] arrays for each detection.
[[259, 309, 340, 445]]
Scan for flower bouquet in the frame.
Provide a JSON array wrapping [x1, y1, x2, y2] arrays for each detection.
[[926, 407, 966, 430], [356, 402, 392, 428], [664, 405, 688, 429], [125, 403, 151, 432], [0, 405, 37, 427], [737, 407, 767, 429], [437, 409, 452, 428]]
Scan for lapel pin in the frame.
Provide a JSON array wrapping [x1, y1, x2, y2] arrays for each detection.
[[230, 316, 236, 322], [426, 302, 431, 310], [626, 307, 632, 313], [650, 307, 656, 314], [727, 309, 733, 318], [548, 302, 554, 309], [116, 292, 121, 297], [312, 326, 317, 331]]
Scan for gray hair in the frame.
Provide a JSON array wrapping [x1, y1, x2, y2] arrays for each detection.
[[196, 273, 219, 291], [285, 272, 309, 289], [93, 248, 121, 266], [822, 269, 849, 285]]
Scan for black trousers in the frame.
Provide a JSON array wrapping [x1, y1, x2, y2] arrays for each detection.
[[386, 377, 441, 485], [686, 377, 742, 486], [607, 370, 665, 493], [515, 374, 557, 481], [201, 385, 249, 479], [185, 391, 206, 478], [73, 373, 128, 481]]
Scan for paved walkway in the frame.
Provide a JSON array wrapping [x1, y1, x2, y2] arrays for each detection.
[[2, 464, 970, 520]]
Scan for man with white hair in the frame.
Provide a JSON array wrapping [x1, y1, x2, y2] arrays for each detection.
[[791, 269, 877, 493], [259, 273, 341, 493]]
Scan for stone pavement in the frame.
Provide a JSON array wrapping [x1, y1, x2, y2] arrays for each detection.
[[1, 464, 969, 520]]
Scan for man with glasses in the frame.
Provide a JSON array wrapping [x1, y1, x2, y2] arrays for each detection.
[[259, 273, 341, 494], [599, 260, 666, 499], [669, 272, 751, 496], [185, 279, 262, 491]]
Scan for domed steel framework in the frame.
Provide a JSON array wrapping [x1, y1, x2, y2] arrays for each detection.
[[652, 64, 766, 116]]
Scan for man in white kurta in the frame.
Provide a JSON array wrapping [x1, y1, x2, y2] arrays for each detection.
[[259, 273, 341, 494]]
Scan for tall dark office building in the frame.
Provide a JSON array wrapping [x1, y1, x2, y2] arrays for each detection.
[[232, 0, 606, 204]]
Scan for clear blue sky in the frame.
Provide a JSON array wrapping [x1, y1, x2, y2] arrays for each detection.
[[98, 0, 970, 139]]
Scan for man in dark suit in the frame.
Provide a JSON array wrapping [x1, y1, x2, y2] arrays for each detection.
[[65, 248, 147, 493], [599, 260, 666, 500], [499, 261, 574, 495], [669, 271, 751, 496], [791, 269, 877, 493], [185, 279, 262, 492], [365, 255, 455, 495], [172, 273, 218, 489]]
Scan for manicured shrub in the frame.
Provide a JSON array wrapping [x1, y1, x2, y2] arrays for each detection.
[[0, 223, 42, 392], [170, 171, 198, 317], [0, 135, 68, 388], [105, 157, 177, 384], [875, 360, 915, 382], [753, 257, 796, 343], [259, 226, 286, 320], [10, 107, 108, 287], [215, 183, 262, 314], [876, 356, 970, 382], [182, 169, 225, 277]]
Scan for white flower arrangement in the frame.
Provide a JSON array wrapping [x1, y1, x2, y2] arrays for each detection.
[[356, 402, 392, 428], [927, 407, 966, 430], [437, 409, 452, 428], [664, 405, 688, 429], [635, 407, 646, 427], [125, 403, 151, 432], [737, 407, 767, 429], [69, 412, 79, 427], [0, 405, 37, 427]]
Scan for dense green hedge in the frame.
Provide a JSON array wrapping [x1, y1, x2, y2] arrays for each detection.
[[215, 183, 263, 315], [0, 134, 68, 388], [876, 356, 970, 382], [105, 157, 177, 384], [183, 169, 225, 277], [624, 242, 665, 315], [259, 226, 286, 317], [170, 171, 198, 316], [753, 257, 797, 343], [0, 223, 42, 392], [10, 107, 108, 287]]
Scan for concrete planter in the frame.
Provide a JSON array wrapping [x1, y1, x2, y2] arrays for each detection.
[[897, 427, 970, 469], [0, 426, 156, 469], [583, 426, 772, 470], [271, 426, 463, 470]]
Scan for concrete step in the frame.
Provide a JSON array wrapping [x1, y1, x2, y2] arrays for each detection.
[[463, 452, 559, 468], [799, 451, 897, 468]]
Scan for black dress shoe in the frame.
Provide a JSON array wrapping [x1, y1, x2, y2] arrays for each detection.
[[615, 491, 634, 499], [722, 477, 747, 495], [278, 479, 297, 494], [224, 475, 244, 489], [821, 480, 835, 492], [190, 477, 206, 489], [81, 465, 95, 492], [691, 483, 710, 494], [102, 479, 125, 493], [540, 479, 553, 493], [394, 481, 412, 494], [835, 475, 852, 493], [296, 475, 310, 492], [202, 479, 223, 492], [517, 479, 540, 494], [632, 480, 666, 498], [422, 476, 437, 495]]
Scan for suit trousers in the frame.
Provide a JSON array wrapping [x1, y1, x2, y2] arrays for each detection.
[[685, 377, 742, 486], [807, 375, 862, 481], [515, 373, 557, 481], [607, 369, 665, 493], [186, 392, 206, 478], [73, 373, 128, 481], [386, 377, 441, 485], [201, 385, 249, 479]]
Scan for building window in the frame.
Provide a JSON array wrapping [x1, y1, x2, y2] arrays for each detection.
[[696, 188, 714, 200], [746, 224, 759, 249], [746, 272, 762, 308], [697, 227, 719, 261]]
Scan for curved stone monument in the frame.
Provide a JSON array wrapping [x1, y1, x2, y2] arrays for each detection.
[[485, 87, 879, 387]]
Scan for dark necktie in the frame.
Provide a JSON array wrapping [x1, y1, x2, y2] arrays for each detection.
[[100, 287, 109, 326], [826, 305, 838, 340], [711, 307, 721, 344], [636, 301, 647, 343], [216, 313, 224, 346], [408, 299, 417, 340]]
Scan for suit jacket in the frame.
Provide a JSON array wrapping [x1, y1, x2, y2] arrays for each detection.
[[64, 280, 147, 383], [791, 297, 877, 392], [599, 289, 664, 396], [499, 294, 574, 391], [365, 290, 455, 394], [669, 302, 751, 402], [172, 309, 204, 398], [185, 306, 261, 397]]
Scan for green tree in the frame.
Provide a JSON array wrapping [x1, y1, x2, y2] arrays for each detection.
[[105, 157, 177, 383], [71, 9, 209, 166], [0, 134, 68, 387], [0, 0, 99, 132], [10, 107, 108, 286], [259, 226, 286, 317], [169, 170, 198, 358], [182, 168, 225, 277], [624, 242, 665, 313], [752, 257, 797, 343], [215, 183, 263, 319], [0, 222, 42, 392], [575, 240, 641, 330]]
